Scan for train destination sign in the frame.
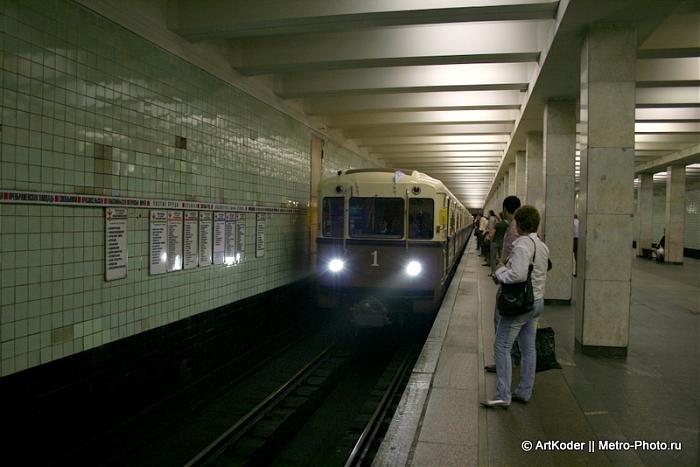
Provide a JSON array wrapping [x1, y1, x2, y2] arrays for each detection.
[[149, 210, 168, 275], [198, 211, 213, 267], [183, 211, 199, 270], [105, 208, 128, 281]]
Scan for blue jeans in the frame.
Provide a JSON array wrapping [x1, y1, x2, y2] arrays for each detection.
[[494, 298, 543, 402]]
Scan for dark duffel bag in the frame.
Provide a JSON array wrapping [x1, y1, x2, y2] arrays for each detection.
[[536, 327, 562, 372]]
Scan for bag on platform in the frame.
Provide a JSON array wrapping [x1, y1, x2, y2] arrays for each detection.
[[498, 239, 536, 316], [535, 327, 562, 372]]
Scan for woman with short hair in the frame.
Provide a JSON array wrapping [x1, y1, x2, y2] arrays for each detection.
[[481, 205, 550, 408]]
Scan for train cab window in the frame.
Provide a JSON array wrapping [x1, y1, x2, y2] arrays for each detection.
[[349, 197, 403, 238], [322, 197, 344, 237], [409, 198, 434, 239]]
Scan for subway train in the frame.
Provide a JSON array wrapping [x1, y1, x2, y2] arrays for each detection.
[[316, 168, 472, 326]]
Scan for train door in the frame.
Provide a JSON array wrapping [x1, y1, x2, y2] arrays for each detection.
[[444, 197, 450, 279]]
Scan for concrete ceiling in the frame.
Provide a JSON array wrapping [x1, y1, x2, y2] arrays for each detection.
[[114, 0, 700, 207]]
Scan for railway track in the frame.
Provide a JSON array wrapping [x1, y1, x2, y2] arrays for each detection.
[[88, 319, 429, 467], [184, 331, 422, 467], [186, 343, 348, 466]]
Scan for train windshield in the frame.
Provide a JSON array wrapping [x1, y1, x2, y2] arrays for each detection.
[[322, 197, 344, 237], [349, 198, 404, 238], [409, 198, 434, 239]]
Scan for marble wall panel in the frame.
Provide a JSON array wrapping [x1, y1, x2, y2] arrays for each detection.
[[582, 213, 634, 281], [545, 176, 576, 216], [585, 147, 635, 215], [636, 173, 654, 254], [665, 165, 686, 263], [515, 151, 527, 202], [543, 133, 576, 176], [581, 279, 631, 347], [587, 82, 636, 149], [585, 26, 637, 83]]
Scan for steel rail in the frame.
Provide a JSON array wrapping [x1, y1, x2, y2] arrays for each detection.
[[344, 348, 417, 467], [185, 343, 335, 467]]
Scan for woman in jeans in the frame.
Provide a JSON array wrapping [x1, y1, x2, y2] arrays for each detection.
[[481, 205, 549, 408]]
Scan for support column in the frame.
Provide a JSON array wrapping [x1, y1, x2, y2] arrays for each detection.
[[636, 173, 654, 256], [515, 151, 527, 202], [507, 163, 516, 195], [543, 100, 576, 302], [500, 179, 506, 205], [665, 165, 686, 264], [575, 25, 636, 357], [309, 136, 323, 271], [525, 132, 544, 216]]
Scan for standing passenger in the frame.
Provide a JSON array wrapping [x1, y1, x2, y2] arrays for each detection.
[[489, 213, 508, 276], [481, 205, 550, 407], [484, 195, 521, 373]]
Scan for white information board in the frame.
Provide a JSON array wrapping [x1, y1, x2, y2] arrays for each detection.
[[255, 213, 266, 258], [213, 212, 226, 265], [167, 210, 183, 272], [236, 213, 246, 261], [198, 211, 213, 267], [105, 207, 128, 281], [183, 211, 199, 270], [225, 212, 237, 265], [149, 210, 168, 275]]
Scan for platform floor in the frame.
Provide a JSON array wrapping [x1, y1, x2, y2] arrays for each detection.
[[374, 239, 699, 466]]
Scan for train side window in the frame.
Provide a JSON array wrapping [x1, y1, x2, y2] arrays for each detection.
[[349, 197, 404, 238], [409, 198, 434, 239], [322, 197, 344, 237]]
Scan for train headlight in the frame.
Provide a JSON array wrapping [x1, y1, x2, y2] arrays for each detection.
[[328, 258, 345, 273], [405, 260, 422, 277]]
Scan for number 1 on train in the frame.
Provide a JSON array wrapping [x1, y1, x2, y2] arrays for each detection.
[[371, 250, 379, 267]]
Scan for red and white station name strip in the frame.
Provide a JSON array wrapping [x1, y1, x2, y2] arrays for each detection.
[[0, 189, 305, 214]]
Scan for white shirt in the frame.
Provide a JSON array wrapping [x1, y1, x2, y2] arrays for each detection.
[[573, 218, 580, 238], [495, 233, 550, 300]]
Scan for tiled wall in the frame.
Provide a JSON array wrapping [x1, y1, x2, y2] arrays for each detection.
[[0, 0, 377, 377], [651, 176, 700, 249], [322, 140, 380, 178]]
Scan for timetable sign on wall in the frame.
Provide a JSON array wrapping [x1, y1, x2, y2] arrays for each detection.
[[256, 213, 266, 258], [105, 208, 128, 281], [149, 210, 168, 275], [183, 211, 199, 270]]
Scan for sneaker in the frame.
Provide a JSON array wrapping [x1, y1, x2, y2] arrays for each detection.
[[484, 364, 496, 373], [512, 394, 529, 403], [480, 399, 510, 408]]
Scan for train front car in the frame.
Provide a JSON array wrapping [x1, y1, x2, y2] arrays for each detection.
[[316, 168, 469, 327]]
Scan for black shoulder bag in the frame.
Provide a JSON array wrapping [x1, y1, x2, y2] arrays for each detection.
[[498, 239, 536, 316]]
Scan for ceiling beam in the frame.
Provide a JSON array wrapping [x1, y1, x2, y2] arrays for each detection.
[[304, 90, 524, 115], [342, 123, 515, 138], [327, 109, 520, 126], [636, 143, 700, 174], [274, 63, 533, 98], [368, 143, 507, 153], [357, 134, 510, 145], [232, 21, 545, 75], [169, 0, 559, 40]]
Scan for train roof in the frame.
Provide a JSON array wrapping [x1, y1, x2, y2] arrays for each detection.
[[324, 168, 464, 209]]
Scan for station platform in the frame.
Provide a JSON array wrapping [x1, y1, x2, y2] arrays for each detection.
[[374, 239, 699, 466]]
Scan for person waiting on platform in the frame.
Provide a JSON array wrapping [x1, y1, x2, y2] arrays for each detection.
[[654, 232, 665, 262], [481, 205, 550, 408]]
